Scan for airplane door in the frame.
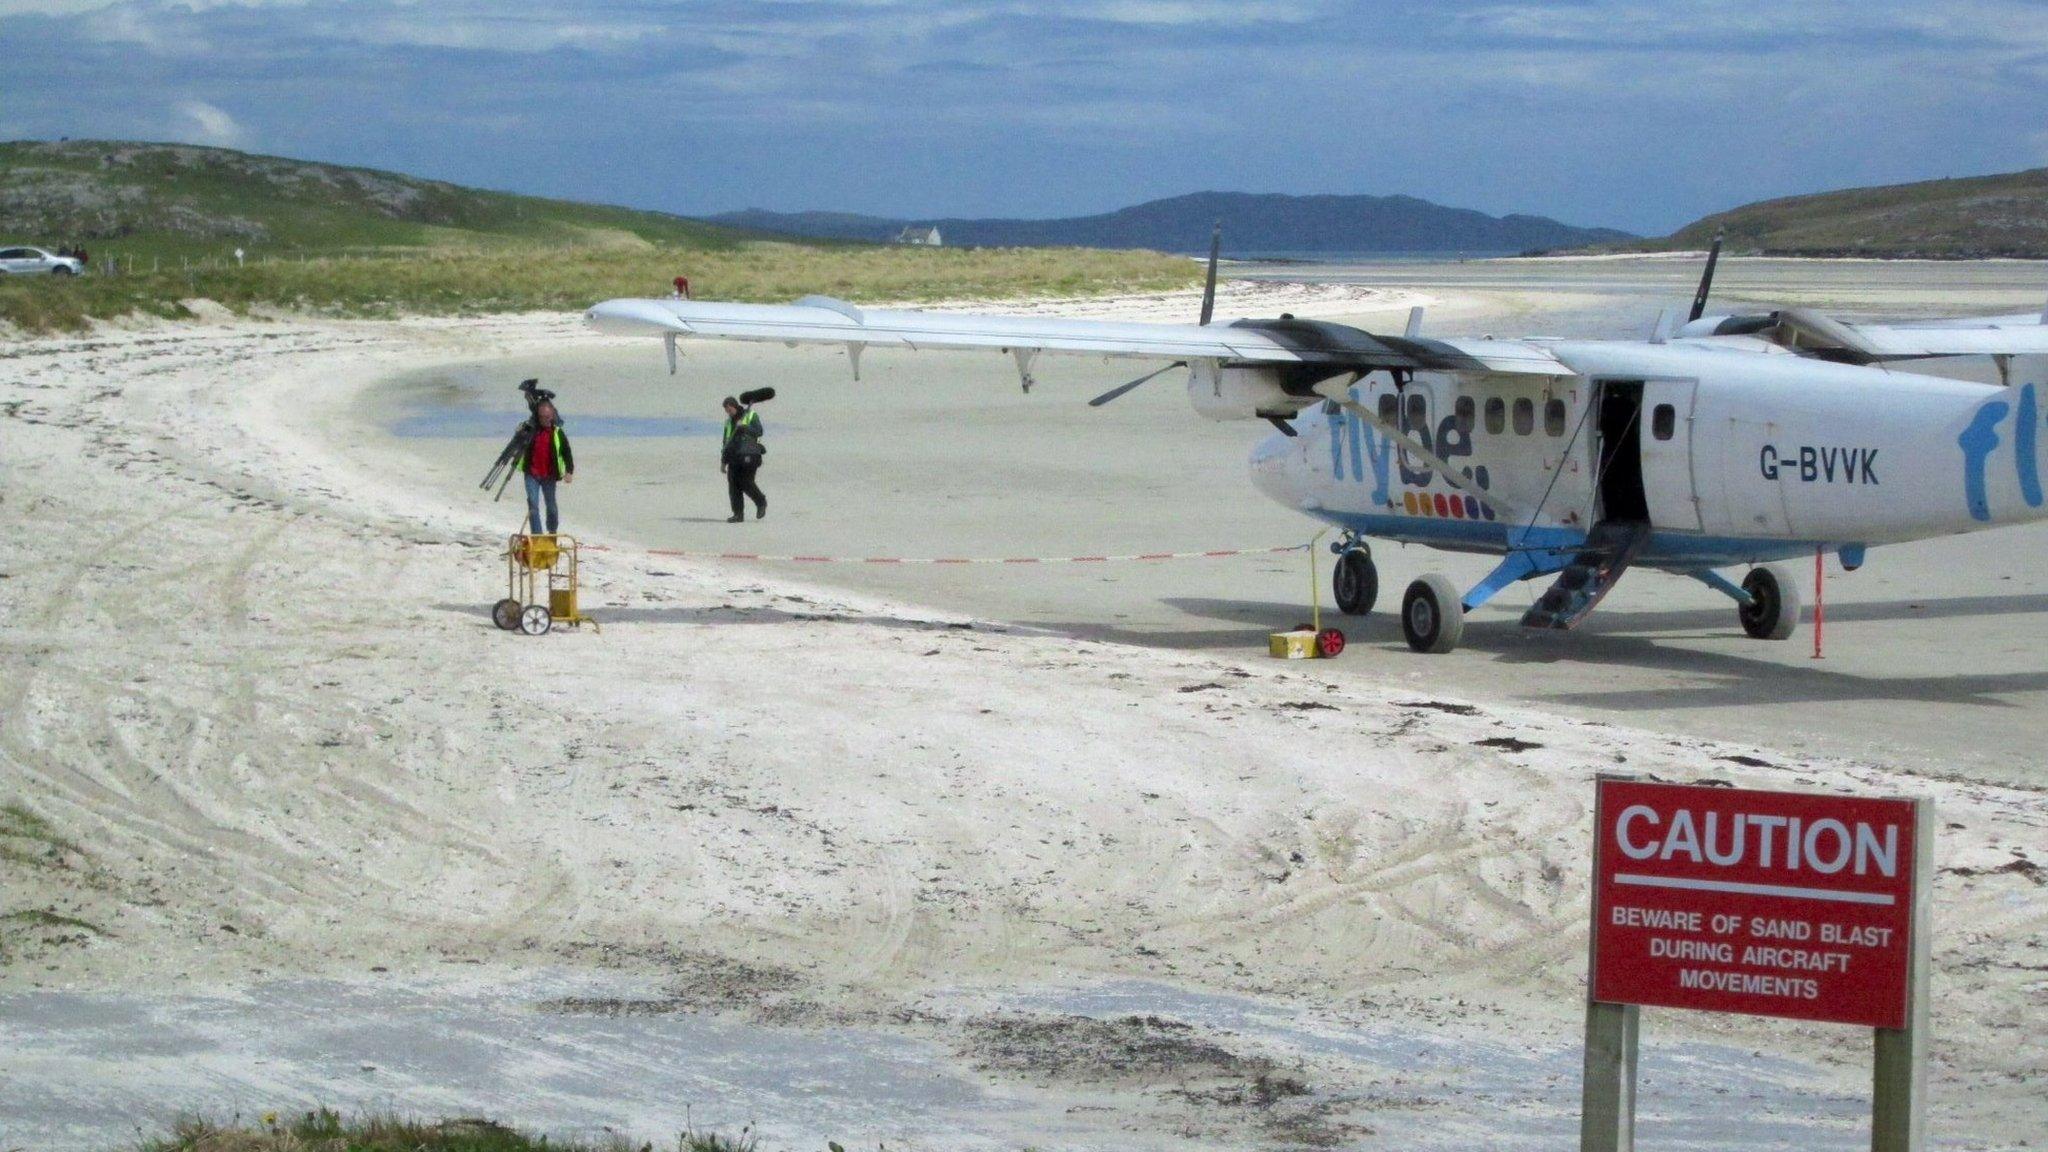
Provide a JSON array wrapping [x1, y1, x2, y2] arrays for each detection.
[[1639, 379, 1702, 531]]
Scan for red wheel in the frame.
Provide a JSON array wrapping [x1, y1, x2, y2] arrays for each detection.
[[1316, 627, 1346, 657]]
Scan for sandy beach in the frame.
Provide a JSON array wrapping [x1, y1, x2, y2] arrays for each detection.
[[3, 265, 2046, 1150]]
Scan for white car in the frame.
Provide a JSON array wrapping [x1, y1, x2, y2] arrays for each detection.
[[0, 246, 85, 276]]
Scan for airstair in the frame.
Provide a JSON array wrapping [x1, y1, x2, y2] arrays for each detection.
[[1520, 521, 1651, 630]]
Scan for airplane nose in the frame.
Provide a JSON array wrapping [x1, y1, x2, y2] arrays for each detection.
[[1249, 426, 1305, 507]]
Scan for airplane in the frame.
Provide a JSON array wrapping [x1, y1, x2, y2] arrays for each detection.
[[585, 231, 2048, 654]]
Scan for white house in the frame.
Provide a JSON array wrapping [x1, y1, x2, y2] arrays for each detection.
[[894, 225, 943, 246]]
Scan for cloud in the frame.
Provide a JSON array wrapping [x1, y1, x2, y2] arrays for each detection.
[[0, 0, 118, 12], [172, 99, 248, 148], [0, 0, 2042, 232]]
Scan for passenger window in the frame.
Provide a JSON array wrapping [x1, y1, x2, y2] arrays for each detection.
[[1404, 392, 1427, 430], [1484, 397, 1506, 435], [1652, 404, 1676, 441], [1545, 398, 1567, 437], [1512, 398, 1534, 436], [1378, 393, 1399, 424], [1454, 396, 1475, 434]]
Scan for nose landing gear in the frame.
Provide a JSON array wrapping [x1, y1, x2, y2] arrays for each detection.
[[1332, 541, 1378, 616]]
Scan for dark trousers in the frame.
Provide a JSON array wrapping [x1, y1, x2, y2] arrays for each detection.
[[727, 462, 765, 517]]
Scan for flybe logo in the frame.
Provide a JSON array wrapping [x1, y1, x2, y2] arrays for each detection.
[[1325, 387, 1497, 521], [1959, 382, 2045, 522]]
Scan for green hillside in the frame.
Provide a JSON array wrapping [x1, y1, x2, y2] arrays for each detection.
[[0, 139, 748, 257], [0, 141, 1195, 333], [1641, 168, 2048, 259]]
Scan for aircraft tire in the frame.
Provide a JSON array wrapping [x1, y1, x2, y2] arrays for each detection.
[[1739, 565, 1800, 640], [1401, 574, 1465, 654], [1333, 549, 1377, 616]]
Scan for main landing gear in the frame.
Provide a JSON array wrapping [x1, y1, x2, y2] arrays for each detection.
[[1689, 564, 1801, 640], [1400, 573, 1466, 654], [1737, 564, 1801, 640]]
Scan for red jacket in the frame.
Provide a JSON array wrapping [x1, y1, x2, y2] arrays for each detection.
[[517, 422, 574, 481]]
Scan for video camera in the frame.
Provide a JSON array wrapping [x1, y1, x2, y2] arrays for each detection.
[[482, 378, 563, 499], [518, 378, 557, 416]]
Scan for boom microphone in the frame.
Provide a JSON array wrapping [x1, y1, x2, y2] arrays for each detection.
[[738, 387, 777, 406]]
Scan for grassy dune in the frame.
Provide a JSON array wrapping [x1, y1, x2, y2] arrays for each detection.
[[0, 141, 1196, 333], [1604, 167, 2048, 259], [0, 243, 1196, 333], [1, 139, 749, 258]]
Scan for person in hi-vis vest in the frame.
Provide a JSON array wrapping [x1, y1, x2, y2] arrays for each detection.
[[720, 394, 767, 522], [516, 400, 574, 534]]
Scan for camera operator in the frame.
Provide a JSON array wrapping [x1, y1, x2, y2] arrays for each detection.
[[481, 380, 575, 533], [720, 388, 773, 523], [518, 398, 574, 534]]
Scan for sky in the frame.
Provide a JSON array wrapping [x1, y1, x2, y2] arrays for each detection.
[[2, 0, 2045, 235]]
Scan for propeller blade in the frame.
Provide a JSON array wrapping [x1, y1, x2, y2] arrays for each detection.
[[1198, 222, 1221, 325], [1688, 230, 1724, 322], [1087, 361, 1183, 407]]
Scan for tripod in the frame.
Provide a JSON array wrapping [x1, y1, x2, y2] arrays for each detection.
[[479, 378, 556, 502], [480, 423, 536, 502]]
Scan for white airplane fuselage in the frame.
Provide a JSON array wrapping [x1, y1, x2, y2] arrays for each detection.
[[1248, 339, 2048, 571], [583, 272, 2048, 651]]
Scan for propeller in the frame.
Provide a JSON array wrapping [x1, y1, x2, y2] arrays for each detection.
[[1688, 230, 1725, 322], [1087, 224, 1222, 408], [1088, 361, 1183, 407], [1199, 220, 1221, 325]]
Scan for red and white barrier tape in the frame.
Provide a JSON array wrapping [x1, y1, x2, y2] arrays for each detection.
[[588, 543, 1307, 566]]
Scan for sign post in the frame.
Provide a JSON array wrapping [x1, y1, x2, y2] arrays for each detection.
[[1578, 999, 1637, 1152], [1871, 797, 1933, 1152], [1581, 776, 1930, 1151]]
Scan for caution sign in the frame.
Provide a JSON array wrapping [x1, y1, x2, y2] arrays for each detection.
[[1591, 778, 1919, 1029]]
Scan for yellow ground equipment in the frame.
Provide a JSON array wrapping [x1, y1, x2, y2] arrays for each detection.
[[494, 533, 596, 635], [1269, 528, 1346, 659]]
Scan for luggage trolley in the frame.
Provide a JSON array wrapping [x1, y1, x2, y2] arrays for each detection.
[[493, 533, 596, 635]]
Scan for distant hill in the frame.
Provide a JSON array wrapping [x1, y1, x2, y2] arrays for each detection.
[[1625, 168, 2048, 259], [0, 140, 1201, 334], [712, 191, 1635, 254], [0, 139, 750, 256]]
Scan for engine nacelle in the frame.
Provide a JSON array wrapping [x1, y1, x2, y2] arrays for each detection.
[[1185, 362, 1312, 422]]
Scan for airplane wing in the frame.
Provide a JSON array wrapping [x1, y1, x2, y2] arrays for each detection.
[[585, 296, 1573, 378], [1845, 307, 2048, 358], [1701, 306, 2048, 363]]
